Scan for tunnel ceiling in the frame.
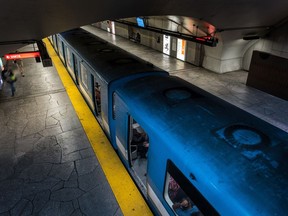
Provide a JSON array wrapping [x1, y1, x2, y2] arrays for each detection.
[[0, 0, 287, 55]]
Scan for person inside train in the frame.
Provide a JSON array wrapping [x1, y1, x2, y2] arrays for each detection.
[[168, 177, 186, 203], [95, 82, 101, 113], [172, 197, 201, 216], [131, 128, 149, 158]]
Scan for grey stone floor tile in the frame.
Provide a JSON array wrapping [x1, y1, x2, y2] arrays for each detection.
[[78, 168, 102, 191], [0, 179, 23, 213], [51, 188, 85, 202], [38, 125, 63, 137], [19, 163, 53, 182], [49, 162, 74, 181], [75, 156, 99, 176], [61, 151, 82, 163], [38, 200, 61, 216], [10, 199, 33, 216], [33, 190, 51, 213], [24, 177, 60, 195], [64, 176, 78, 188], [33, 136, 61, 164], [72, 199, 80, 209], [57, 128, 91, 155], [70, 209, 84, 216], [60, 201, 74, 216], [80, 147, 96, 159], [79, 185, 123, 216], [51, 181, 65, 192], [45, 116, 60, 128], [15, 134, 42, 154]]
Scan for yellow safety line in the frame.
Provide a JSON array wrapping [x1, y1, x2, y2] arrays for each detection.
[[43, 38, 153, 216]]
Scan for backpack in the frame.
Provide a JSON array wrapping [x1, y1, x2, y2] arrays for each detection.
[[6, 71, 17, 83]]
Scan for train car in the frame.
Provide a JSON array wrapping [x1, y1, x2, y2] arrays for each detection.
[[50, 29, 288, 216], [51, 28, 168, 145], [112, 75, 288, 215]]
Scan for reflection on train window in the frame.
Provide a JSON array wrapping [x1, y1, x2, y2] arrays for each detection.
[[80, 63, 89, 89], [66, 47, 73, 74], [58, 40, 64, 62], [129, 117, 149, 193], [94, 80, 101, 115], [165, 173, 204, 216], [53, 35, 58, 52]]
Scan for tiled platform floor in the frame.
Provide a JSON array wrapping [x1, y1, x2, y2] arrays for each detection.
[[0, 44, 122, 215]]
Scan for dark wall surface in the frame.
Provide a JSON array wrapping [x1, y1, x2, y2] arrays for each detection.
[[247, 51, 288, 101]]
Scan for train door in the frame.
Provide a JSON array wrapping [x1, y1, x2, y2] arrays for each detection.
[[58, 41, 66, 63], [78, 62, 95, 110], [72, 53, 79, 85], [65, 46, 77, 83], [128, 116, 149, 196]]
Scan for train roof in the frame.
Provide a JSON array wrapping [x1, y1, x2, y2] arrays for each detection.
[[59, 28, 167, 83], [116, 75, 288, 215]]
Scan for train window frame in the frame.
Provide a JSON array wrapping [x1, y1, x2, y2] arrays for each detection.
[[57, 38, 64, 62], [80, 62, 89, 90], [65, 46, 73, 75], [53, 35, 58, 52], [164, 160, 219, 216]]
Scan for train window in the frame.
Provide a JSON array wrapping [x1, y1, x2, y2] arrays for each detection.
[[129, 117, 149, 194], [53, 35, 58, 52], [72, 54, 79, 85], [80, 63, 89, 89], [112, 92, 116, 120], [94, 80, 101, 115], [57, 39, 64, 61], [164, 160, 219, 216], [164, 174, 204, 216], [48, 36, 53, 45], [65, 47, 73, 75]]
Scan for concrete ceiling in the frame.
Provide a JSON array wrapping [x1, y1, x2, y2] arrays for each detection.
[[1, 0, 287, 55]]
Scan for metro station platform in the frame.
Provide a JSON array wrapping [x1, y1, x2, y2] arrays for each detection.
[[83, 25, 288, 133], [0, 25, 288, 216], [0, 44, 126, 215]]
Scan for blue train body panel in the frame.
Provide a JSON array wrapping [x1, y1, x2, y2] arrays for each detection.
[[59, 28, 168, 141], [114, 75, 288, 215]]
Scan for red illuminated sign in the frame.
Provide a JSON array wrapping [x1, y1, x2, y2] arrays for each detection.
[[4, 51, 40, 60]]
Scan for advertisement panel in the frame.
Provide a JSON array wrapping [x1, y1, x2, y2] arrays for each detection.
[[177, 39, 186, 61], [163, 35, 171, 55]]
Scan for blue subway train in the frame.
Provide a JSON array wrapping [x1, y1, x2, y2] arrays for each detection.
[[49, 28, 288, 216]]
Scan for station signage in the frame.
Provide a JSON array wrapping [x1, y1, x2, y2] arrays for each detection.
[[4, 51, 40, 60]]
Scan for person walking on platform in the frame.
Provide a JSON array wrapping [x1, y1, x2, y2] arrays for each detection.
[[5, 69, 17, 96], [14, 58, 25, 77]]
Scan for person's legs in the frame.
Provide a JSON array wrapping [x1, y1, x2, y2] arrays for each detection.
[[19, 64, 24, 77], [10, 82, 15, 96]]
